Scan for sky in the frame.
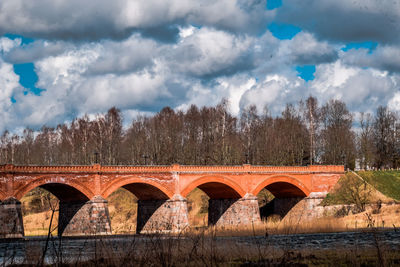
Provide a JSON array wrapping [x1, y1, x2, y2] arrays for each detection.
[[0, 0, 400, 133]]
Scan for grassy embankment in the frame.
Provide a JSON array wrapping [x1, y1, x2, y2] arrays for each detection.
[[357, 170, 400, 200], [20, 171, 400, 236], [318, 171, 400, 230]]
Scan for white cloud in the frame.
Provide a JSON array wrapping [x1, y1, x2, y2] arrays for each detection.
[[170, 28, 254, 77], [237, 61, 400, 117], [389, 92, 400, 112], [0, 58, 22, 132], [176, 75, 256, 116], [74, 69, 169, 114], [310, 61, 400, 114], [0, 37, 21, 53], [280, 32, 338, 65], [239, 74, 306, 115], [86, 34, 159, 75]]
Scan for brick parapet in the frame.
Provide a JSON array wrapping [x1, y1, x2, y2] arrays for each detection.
[[0, 164, 344, 175]]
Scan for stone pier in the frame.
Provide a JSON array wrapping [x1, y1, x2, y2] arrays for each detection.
[[59, 196, 112, 236], [271, 194, 326, 220], [0, 198, 24, 238], [137, 194, 189, 233], [208, 194, 261, 226], [272, 197, 305, 218]]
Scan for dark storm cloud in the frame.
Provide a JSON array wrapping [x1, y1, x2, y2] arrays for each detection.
[[0, 0, 273, 41], [275, 0, 400, 44], [0, 0, 127, 41], [4, 41, 71, 64], [341, 45, 400, 73], [140, 25, 181, 43]]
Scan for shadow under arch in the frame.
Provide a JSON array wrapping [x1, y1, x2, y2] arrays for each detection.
[[18, 182, 91, 236], [101, 177, 175, 233], [252, 176, 310, 220], [181, 176, 246, 226]]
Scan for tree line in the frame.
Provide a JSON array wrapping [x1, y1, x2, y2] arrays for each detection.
[[1, 97, 399, 169]]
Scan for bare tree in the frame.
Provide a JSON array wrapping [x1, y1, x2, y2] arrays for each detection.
[[358, 112, 375, 169], [320, 99, 355, 168], [303, 96, 320, 165], [373, 106, 397, 169]]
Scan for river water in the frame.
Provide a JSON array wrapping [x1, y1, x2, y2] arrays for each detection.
[[1, 230, 400, 265]]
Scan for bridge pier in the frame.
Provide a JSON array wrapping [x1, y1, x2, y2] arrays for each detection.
[[269, 194, 326, 220], [59, 196, 112, 236], [208, 194, 261, 227], [137, 194, 189, 234], [0, 197, 24, 238], [272, 197, 305, 218]]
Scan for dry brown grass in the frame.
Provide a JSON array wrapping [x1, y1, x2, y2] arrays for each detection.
[[184, 217, 349, 237], [22, 202, 400, 237], [184, 202, 400, 237], [23, 210, 59, 236], [339, 203, 400, 229]]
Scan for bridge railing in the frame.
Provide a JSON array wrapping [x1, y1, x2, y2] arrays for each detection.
[[0, 164, 344, 174]]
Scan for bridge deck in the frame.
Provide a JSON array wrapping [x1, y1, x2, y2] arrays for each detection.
[[0, 164, 344, 174]]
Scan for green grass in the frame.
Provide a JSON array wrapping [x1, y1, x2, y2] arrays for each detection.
[[357, 170, 400, 201]]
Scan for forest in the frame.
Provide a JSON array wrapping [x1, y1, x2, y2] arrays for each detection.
[[1, 97, 399, 170]]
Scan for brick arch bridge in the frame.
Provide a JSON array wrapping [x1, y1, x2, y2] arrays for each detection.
[[0, 164, 343, 237]]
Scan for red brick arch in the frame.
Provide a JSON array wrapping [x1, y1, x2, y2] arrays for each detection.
[[14, 176, 95, 200], [101, 177, 174, 199], [251, 175, 311, 197], [181, 175, 246, 198]]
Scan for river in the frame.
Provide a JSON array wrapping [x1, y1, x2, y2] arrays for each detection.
[[1, 230, 399, 265]]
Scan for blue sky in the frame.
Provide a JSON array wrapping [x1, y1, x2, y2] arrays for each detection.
[[0, 0, 399, 132]]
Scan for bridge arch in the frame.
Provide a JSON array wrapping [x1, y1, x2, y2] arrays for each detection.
[[181, 175, 245, 198], [101, 177, 174, 200], [15, 176, 94, 201], [251, 175, 311, 198]]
